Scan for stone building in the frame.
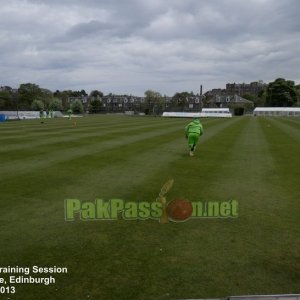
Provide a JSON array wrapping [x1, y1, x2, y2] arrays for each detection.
[[226, 81, 266, 96]]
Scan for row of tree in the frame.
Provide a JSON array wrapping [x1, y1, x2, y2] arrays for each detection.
[[0, 78, 299, 113], [238, 78, 300, 107], [0, 84, 88, 113]]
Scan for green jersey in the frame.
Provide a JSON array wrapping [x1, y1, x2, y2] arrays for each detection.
[[185, 119, 203, 136]]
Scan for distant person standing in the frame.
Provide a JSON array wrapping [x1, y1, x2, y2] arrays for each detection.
[[67, 108, 72, 120], [40, 110, 45, 124], [185, 118, 204, 156]]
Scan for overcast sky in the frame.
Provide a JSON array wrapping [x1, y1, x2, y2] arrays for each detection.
[[0, 0, 299, 96]]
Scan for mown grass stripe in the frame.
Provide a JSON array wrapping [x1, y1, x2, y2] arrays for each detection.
[[145, 117, 249, 200], [0, 118, 223, 169], [0, 117, 219, 145], [0, 115, 206, 135], [0, 118, 210, 153], [57, 117, 241, 201], [0, 118, 240, 199], [265, 117, 300, 143], [0, 117, 182, 140], [0, 126, 182, 177], [272, 117, 300, 127], [258, 118, 300, 204]]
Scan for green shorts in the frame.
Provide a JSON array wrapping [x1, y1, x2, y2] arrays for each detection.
[[188, 133, 200, 150]]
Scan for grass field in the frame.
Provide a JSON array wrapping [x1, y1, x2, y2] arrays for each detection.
[[0, 115, 299, 300]]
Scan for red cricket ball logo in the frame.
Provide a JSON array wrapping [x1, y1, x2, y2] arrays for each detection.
[[157, 179, 193, 223], [166, 199, 193, 222]]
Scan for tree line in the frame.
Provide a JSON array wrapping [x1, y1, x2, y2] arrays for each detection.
[[0, 78, 299, 114], [239, 78, 300, 107]]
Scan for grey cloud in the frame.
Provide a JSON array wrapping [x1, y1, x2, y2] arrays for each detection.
[[66, 20, 115, 39], [0, 0, 299, 95]]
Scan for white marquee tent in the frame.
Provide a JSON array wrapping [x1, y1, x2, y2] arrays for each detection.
[[253, 107, 300, 117], [162, 108, 232, 118]]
